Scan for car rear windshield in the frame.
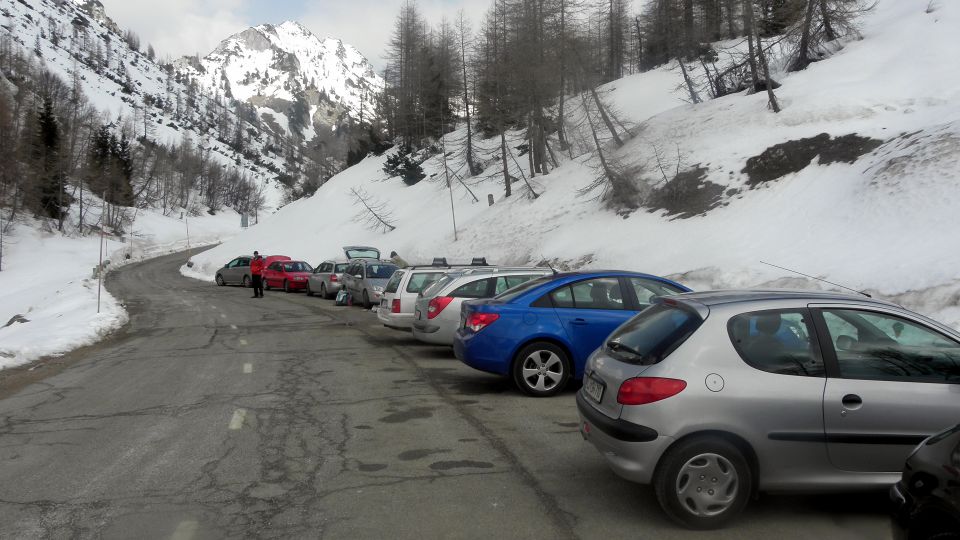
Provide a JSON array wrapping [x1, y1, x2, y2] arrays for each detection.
[[366, 263, 398, 279], [421, 275, 456, 298], [346, 248, 379, 259], [494, 275, 554, 302], [406, 271, 445, 293], [604, 303, 704, 365], [283, 261, 313, 272], [385, 271, 404, 294]]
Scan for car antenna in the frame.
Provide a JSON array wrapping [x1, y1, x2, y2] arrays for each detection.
[[760, 261, 871, 298], [539, 252, 558, 276]]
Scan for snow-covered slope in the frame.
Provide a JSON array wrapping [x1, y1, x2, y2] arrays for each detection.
[[177, 21, 383, 141], [186, 0, 958, 328], [1, 0, 291, 209]]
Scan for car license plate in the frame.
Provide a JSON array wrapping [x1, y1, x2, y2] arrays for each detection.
[[584, 374, 605, 403]]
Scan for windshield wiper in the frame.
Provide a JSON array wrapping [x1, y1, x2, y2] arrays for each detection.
[[607, 340, 645, 360]]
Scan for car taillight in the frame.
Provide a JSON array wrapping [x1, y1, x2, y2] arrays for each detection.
[[391, 299, 401, 313], [617, 377, 687, 405], [330, 274, 338, 282], [465, 312, 499, 332], [427, 297, 453, 319]]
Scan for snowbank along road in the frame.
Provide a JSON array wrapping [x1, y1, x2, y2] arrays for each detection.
[[0, 249, 891, 539]]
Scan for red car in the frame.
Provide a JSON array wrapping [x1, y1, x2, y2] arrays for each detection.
[[263, 260, 314, 293]]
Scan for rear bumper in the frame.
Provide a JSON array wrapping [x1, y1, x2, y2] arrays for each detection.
[[889, 482, 910, 540], [576, 391, 671, 485], [378, 310, 413, 329], [454, 331, 510, 376], [412, 320, 452, 345]]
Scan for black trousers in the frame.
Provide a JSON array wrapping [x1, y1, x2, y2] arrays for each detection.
[[252, 275, 263, 296]]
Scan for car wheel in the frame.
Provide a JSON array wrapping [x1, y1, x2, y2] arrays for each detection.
[[284, 280, 292, 293], [320, 283, 328, 299], [307, 282, 314, 296], [362, 290, 371, 309], [653, 437, 753, 530], [242, 275, 250, 288], [264, 280, 271, 291], [511, 342, 571, 397], [216, 274, 225, 286]]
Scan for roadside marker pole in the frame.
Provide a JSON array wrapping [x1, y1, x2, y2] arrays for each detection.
[[97, 191, 106, 314]]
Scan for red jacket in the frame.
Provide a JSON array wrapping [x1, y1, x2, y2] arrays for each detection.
[[250, 257, 264, 276]]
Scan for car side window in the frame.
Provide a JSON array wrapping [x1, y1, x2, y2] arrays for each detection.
[[451, 278, 492, 299], [729, 309, 824, 377], [406, 272, 443, 293], [629, 277, 683, 306], [227, 258, 240, 268], [821, 309, 960, 383], [239, 258, 250, 267], [496, 275, 537, 295], [547, 278, 626, 310]]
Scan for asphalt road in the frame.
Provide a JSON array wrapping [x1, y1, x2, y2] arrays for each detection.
[[0, 249, 892, 539]]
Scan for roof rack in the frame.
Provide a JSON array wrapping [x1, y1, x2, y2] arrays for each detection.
[[407, 257, 496, 270]]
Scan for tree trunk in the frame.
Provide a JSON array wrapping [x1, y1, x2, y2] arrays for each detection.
[[743, 0, 760, 90], [501, 130, 511, 197], [590, 86, 624, 147], [790, 0, 817, 72], [820, 0, 836, 41], [679, 59, 702, 103], [749, 5, 781, 113]]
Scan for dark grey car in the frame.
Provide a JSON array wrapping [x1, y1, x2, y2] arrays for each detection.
[[341, 260, 399, 308], [215, 255, 252, 287], [577, 289, 960, 529]]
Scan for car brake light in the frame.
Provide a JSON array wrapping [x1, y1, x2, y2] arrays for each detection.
[[330, 274, 338, 282], [427, 297, 454, 319], [617, 377, 687, 405], [391, 299, 401, 313], [465, 312, 499, 332]]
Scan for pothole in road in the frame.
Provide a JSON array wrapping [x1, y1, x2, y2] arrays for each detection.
[[377, 406, 436, 424], [398, 448, 451, 461], [358, 463, 388, 472], [429, 460, 495, 471]]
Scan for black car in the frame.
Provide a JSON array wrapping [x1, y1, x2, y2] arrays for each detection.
[[891, 424, 960, 540]]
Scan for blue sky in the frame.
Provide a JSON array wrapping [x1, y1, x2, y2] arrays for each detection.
[[100, 0, 496, 70]]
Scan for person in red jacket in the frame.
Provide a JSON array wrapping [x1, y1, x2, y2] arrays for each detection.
[[250, 251, 264, 298]]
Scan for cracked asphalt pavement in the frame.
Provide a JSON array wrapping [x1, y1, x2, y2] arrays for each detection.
[[0, 249, 891, 539]]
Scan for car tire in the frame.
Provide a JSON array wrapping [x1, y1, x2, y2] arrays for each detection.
[[362, 290, 372, 309], [307, 283, 314, 296], [320, 283, 328, 299], [284, 280, 292, 293], [653, 436, 753, 530], [216, 274, 225, 286], [242, 275, 250, 288], [264, 280, 271, 291], [511, 342, 571, 397]]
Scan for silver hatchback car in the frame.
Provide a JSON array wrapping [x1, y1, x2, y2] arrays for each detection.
[[577, 290, 960, 529], [412, 268, 551, 345]]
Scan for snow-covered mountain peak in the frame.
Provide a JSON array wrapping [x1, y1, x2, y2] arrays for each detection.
[[179, 20, 383, 141]]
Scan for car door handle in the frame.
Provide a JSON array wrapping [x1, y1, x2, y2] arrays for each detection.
[[841, 394, 862, 410], [571, 318, 588, 326]]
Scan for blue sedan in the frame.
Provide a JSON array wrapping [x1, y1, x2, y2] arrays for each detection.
[[453, 271, 691, 397]]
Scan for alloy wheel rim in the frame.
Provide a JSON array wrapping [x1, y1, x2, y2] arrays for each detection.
[[675, 452, 739, 517], [520, 350, 563, 392]]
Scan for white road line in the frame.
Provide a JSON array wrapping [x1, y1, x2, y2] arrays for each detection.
[[220, 313, 227, 319], [230, 324, 237, 330], [239, 338, 248, 346], [170, 520, 198, 540], [243, 363, 253, 374], [229, 409, 247, 430]]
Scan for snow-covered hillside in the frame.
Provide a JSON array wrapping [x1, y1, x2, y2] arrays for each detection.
[[185, 0, 960, 329], [1, 0, 289, 209], [177, 21, 382, 141], [0, 205, 242, 370]]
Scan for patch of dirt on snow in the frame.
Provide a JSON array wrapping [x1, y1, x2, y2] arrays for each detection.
[[743, 133, 884, 185], [646, 165, 724, 219]]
